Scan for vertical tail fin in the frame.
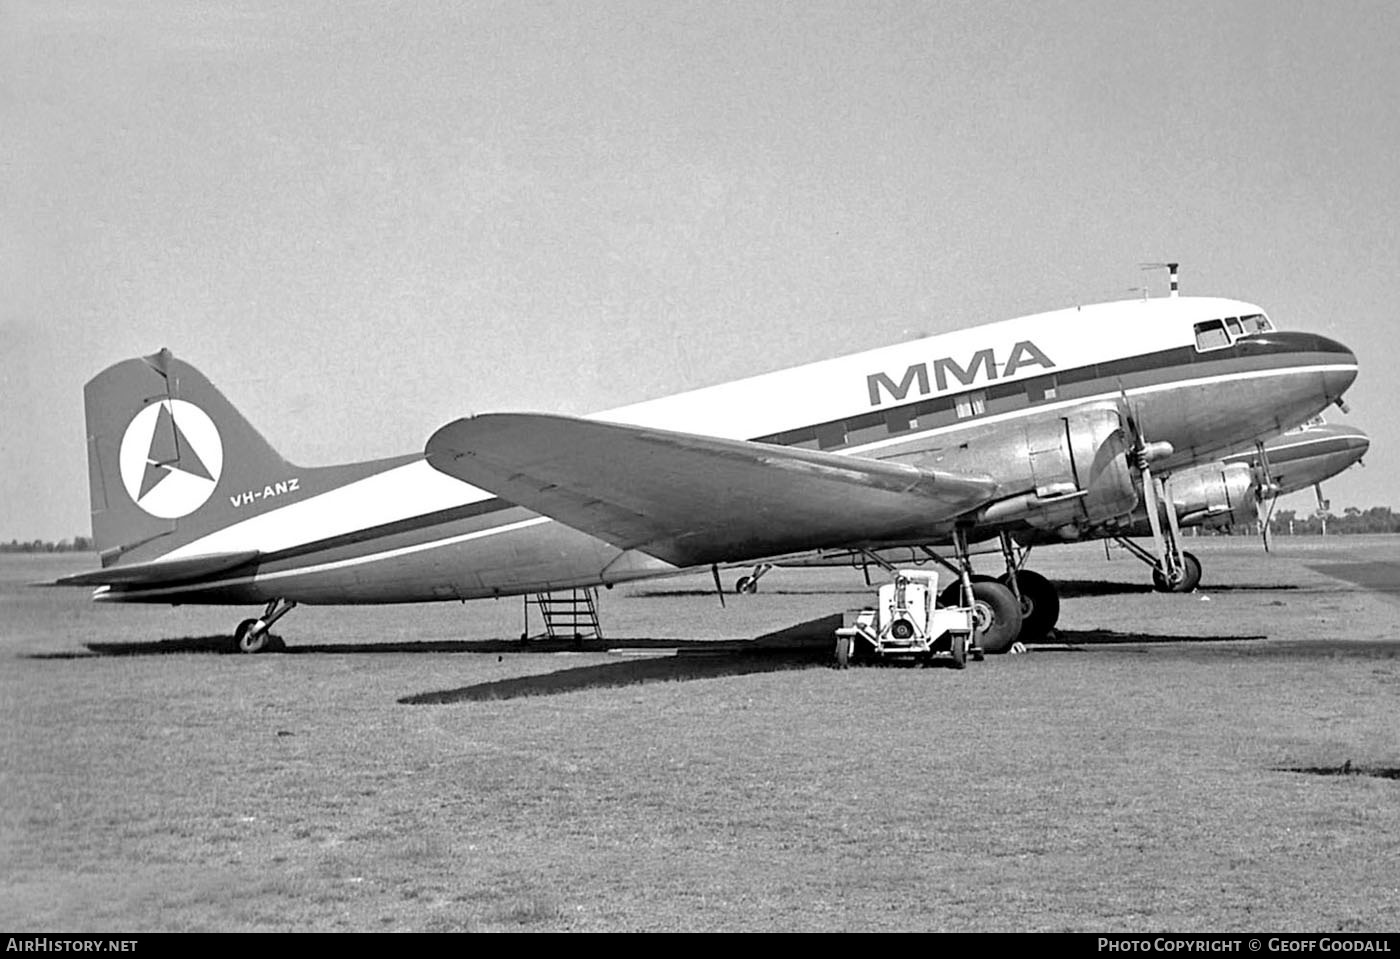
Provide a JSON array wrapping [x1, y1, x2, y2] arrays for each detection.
[[84, 349, 297, 565]]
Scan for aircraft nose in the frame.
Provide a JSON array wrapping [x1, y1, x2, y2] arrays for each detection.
[[1312, 334, 1359, 403], [1339, 427, 1370, 459], [1238, 331, 1358, 397]]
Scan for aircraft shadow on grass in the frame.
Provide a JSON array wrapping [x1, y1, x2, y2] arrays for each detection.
[[30, 613, 1269, 671], [1039, 628, 1267, 648], [1053, 580, 1301, 598], [400, 647, 829, 705], [29, 614, 851, 665]]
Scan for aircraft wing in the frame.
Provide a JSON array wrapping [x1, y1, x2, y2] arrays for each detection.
[[425, 414, 998, 568]]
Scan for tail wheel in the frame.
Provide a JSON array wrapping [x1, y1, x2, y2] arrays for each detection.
[[997, 570, 1060, 644], [939, 580, 1023, 654], [234, 618, 268, 654]]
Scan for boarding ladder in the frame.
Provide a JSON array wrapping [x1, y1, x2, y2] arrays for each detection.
[[524, 588, 603, 641]]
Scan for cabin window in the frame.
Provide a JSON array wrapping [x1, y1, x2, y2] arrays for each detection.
[[1224, 317, 1243, 338], [885, 409, 914, 433], [1026, 378, 1057, 403], [1239, 313, 1272, 334], [816, 422, 847, 450], [1193, 320, 1231, 352], [955, 390, 986, 419]]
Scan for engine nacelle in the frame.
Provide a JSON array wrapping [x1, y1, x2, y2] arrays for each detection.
[[1163, 461, 1258, 529], [966, 409, 1140, 533]]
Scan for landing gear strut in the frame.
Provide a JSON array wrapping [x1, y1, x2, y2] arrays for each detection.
[[1111, 535, 1201, 593], [734, 563, 773, 594], [233, 598, 297, 653], [925, 528, 1024, 655], [989, 534, 1060, 644]]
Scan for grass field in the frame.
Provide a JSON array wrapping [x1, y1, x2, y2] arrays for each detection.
[[2, 537, 1398, 931]]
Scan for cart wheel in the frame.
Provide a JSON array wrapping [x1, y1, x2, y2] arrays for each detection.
[[834, 633, 852, 669], [950, 631, 968, 669]]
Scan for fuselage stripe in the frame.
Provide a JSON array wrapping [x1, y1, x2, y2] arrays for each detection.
[[108, 357, 1350, 602]]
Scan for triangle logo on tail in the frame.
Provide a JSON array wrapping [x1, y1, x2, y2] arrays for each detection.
[[137, 402, 215, 498], [119, 400, 224, 518]]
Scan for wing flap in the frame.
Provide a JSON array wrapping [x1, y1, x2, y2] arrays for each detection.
[[425, 414, 996, 567]]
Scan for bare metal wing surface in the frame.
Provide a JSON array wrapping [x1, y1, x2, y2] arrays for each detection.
[[425, 413, 999, 568]]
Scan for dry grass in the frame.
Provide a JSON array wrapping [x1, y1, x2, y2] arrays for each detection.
[[2, 538, 1398, 931]]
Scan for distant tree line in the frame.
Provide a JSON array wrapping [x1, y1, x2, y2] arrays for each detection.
[[1, 536, 94, 553], [1210, 506, 1400, 536]]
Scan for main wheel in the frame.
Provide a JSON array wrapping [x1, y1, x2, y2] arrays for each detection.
[[939, 580, 1023, 654], [234, 618, 268, 654], [735, 575, 758, 595], [997, 569, 1060, 644]]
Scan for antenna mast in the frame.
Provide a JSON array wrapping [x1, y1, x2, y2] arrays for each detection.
[[1139, 262, 1181, 298]]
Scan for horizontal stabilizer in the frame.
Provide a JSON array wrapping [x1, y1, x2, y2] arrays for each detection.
[[53, 550, 260, 587], [425, 414, 997, 567]]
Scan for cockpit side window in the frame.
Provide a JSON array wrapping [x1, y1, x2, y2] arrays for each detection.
[[1224, 317, 1243, 337], [1238, 313, 1272, 334], [1193, 320, 1231, 351]]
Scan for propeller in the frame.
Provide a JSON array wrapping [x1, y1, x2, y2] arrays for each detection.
[[1253, 441, 1280, 553], [1117, 389, 1176, 580]]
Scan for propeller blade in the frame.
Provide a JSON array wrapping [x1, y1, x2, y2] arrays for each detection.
[[1253, 441, 1279, 553]]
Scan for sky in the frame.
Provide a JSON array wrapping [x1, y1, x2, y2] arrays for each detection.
[[3, 0, 1397, 541]]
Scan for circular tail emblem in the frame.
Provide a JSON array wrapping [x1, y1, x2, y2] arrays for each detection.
[[118, 400, 224, 518]]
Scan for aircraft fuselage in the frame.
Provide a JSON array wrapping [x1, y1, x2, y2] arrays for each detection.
[[90, 296, 1357, 606]]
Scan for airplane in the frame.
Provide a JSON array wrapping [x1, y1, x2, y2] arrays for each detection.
[[729, 416, 1370, 639], [56, 291, 1358, 655]]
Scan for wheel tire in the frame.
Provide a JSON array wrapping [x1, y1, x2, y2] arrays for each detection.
[[735, 575, 759, 595], [834, 633, 852, 669], [997, 569, 1060, 644], [1179, 552, 1202, 592], [949, 631, 968, 669], [939, 580, 1023, 655], [1152, 552, 1203, 594], [234, 618, 268, 654]]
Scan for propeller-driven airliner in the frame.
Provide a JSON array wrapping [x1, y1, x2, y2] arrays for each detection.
[[58, 288, 1358, 654]]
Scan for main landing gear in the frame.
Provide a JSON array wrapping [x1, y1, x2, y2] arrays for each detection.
[[232, 598, 297, 653], [915, 529, 1061, 653]]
